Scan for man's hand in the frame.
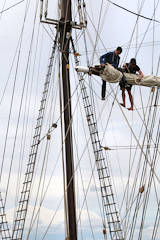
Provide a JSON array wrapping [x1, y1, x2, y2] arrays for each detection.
[[101, 64, 105, 68], [137, 75, 143, 81], [137, 70, 144, 81]]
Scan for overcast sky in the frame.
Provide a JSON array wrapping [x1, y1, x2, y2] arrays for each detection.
[[0, 1, 160, 240]]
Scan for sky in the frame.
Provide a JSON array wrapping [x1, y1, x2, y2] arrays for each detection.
[[0, 0, 160, 240]]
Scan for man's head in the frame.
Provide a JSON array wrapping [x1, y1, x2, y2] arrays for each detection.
[[130, 58, 136, 66], [115, 46, 122, 55]]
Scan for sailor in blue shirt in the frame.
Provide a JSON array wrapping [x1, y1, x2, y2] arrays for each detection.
[[100, 46, 122, 100]]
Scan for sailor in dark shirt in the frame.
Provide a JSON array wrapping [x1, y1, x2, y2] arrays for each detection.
[[100, 46, 122, 100], [119, 58, 144, 111]]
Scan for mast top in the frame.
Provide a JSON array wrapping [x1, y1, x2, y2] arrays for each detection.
[[40, 0, 87, 29]]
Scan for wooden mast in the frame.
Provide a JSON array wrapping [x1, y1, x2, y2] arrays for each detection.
[[60, 1, 77, 240]]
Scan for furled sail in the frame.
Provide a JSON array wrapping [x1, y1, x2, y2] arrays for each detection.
[[101, 64, 160, 87], [76, 64, 160, 87]]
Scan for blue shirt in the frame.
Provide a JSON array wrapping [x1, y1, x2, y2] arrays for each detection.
[[100, 51, 120, 68]]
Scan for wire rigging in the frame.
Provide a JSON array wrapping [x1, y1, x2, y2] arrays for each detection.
[[71, 58, 106, 233], [0, 0, 25, 15], [106, 0, 160, 24], [2, 0, 160, 239]]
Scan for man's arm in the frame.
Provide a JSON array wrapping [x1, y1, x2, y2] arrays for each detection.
[[122, 63, 127, 71], [100, 53, 107, 64], [100, 52, 111, 65], [137, 69, 144, 81]]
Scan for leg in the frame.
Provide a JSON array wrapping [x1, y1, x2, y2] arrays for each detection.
[[101, 80, 106, 100], [120, 88, 126, 107], [89, 67, 100, 76], [127, 89, 133, 110], [119, 77, 126, 107]]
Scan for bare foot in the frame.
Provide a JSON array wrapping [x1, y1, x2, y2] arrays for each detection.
[[127, 107, 133, 111], [120, 103, 125, 108]]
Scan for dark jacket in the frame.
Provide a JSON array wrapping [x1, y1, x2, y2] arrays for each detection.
[[100, 51, 120, 68]]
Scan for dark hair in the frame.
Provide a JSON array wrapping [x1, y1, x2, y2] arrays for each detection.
[[130, 58, 136, 65], [116, 46, 122, 53]]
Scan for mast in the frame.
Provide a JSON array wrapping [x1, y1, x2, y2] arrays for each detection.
[[60, 1, 77, 240]]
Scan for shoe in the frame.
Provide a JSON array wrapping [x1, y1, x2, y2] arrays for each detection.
[[101, 97, 105, 100]]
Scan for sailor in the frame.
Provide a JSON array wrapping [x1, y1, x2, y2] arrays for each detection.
[[100, 46, 122, 100], [119, 58, 144, 111]]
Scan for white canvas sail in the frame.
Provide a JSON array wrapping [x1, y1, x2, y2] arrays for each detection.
[[100, 64, 160, 87]]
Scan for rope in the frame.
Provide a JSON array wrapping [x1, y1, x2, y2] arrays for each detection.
[[121, 0, 146, 64], [135, 0, 160, 57], [108, 84, 160, 183], [0, 0, 25, 14], [106, 0, 160, 23], [90, 0, 105, 65], [26, 139, 50, 240], [42, 23, 55, 41], [71, 62, 106, 232]]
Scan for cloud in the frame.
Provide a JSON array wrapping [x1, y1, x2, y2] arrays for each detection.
[[134, 224, 160, 240], [6, 205, 102, 238]]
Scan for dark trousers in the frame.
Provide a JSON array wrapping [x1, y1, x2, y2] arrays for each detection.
[[101, 80, 106, 99]]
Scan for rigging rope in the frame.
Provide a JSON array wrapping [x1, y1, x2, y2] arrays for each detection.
[[2, 0, 160, 239], [108, 84, 160, 184], [26, 138, 51, 240], [135, 0, 160, 57], [106, 0, 160, 24], [42, 23, 55, 41], [0, 0, 25, 14], [121, 0, 146, 64], [90, 0, 104, 66], [23, 76, 89, 237], [71, 63, 107, 236]]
